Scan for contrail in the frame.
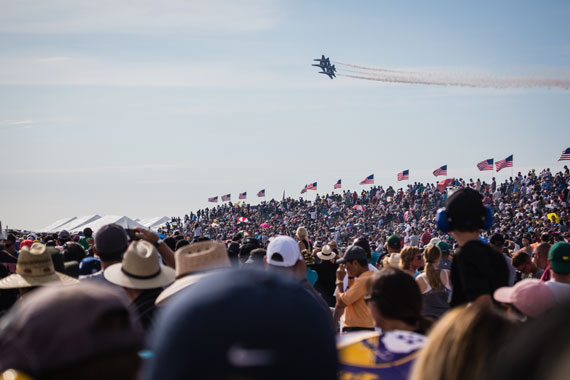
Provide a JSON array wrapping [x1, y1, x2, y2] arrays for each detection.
[[334, 62, 570, 89]]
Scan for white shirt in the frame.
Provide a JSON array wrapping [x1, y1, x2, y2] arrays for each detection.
[[545, 280, 570, 304]]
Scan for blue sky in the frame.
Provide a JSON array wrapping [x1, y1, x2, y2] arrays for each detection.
[[1, 0, 569, 230]]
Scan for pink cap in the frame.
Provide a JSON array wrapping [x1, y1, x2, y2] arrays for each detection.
[[494, 279, 556, 319]]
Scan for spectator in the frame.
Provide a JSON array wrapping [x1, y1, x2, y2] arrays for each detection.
[[489, 233, 516, 285], [436, 241, 452, 270], [335, 245, 375, 333], [244, 247, 266, 267], [399, 246, 423, 277], [442, 188, 509, 307], [545, 241, 570, 304], [415, 244, 451, 319], [511, 250, 544, 281], [0, 243, 78, 298], [409, 305, 513, 380], [493, 279, 556, 320], [144, 269, 338, 380], [155, 240, 231, 306], [367, 267, 430, 334], [311, 244, 338, 307], [104, 240, 176, 331], [0, 282, 144, 380]]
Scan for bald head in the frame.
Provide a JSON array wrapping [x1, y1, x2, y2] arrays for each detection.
[[533, 242, 550, 269]]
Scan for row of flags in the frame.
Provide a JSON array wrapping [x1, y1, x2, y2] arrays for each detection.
[[208, 189, 266, 203], [476, 155, 514, 172], [207, 148, 570, 201]]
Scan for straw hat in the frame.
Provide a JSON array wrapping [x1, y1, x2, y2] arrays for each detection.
[[104, 240, 176, 290], [155, 240, 231, 306], [317, 244, 336, 261], [0, 243, 78, 289]]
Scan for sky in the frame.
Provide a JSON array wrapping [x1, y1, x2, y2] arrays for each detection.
[[1, 0, 569, 231]]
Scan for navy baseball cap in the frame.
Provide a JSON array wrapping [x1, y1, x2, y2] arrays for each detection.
[[336, 245, 367, 264], [144, 269, 338, 380]]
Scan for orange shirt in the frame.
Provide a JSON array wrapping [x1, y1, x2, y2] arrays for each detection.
[[339, 271, 375, 328]]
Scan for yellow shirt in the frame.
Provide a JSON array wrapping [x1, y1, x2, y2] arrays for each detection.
[[339, 270, 375, 328]]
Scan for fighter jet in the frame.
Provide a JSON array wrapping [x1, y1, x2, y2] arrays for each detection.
[[312, 55, 335, 79], [319, 69, 336, 79]]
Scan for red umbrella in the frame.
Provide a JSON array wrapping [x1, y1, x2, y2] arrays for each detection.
[[353, 205, 365, 212]]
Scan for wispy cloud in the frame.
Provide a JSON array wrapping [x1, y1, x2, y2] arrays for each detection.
[[0, 0, 281, 34]]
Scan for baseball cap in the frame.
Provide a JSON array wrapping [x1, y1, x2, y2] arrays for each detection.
[[445, 188, 485, 230], [266, 236, 302, 268], [0, 282, 144, 376], [95, 224, 128, 257], [490, 233, 505, 246], [144, 269, 338, 380], [336, 245, 367, 264], [58, 230, 71, 241], [436, 241, 451, 253], [549, 242, 570, 274], [386, 235, 401, 250], [493, 279, 556, 319]]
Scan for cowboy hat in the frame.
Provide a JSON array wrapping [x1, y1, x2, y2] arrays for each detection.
[[155, 240, 231, 306], [0, 243, 78, 289], [104, 240, 176, 290], [317, 244, 336, 261]]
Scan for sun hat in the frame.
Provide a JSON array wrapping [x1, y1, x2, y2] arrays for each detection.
[[266, 236, 302, 268], [144, 269, 338, 380], [493, 278, 556, 319], [104, 240, 176, 290], [388, 253, 401, 269], [155, 240, 231, 306], [548, 242, 570, 274], [0, 243, 78, 289], [317, 244, 336, 261], [0, 282, 144, 377]]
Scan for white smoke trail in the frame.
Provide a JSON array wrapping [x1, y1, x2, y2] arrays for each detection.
[[334, 62, 570, 90]]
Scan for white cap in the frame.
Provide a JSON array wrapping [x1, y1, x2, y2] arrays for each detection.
[[266, 236, 302, 267]]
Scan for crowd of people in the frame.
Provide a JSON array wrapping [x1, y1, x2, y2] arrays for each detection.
[[0, 165, 568, 379]]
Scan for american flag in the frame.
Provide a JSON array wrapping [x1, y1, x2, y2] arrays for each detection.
[[300, 184, 307, 194], [334, 179, 342, 189], [221, 194, 231, 202], [360, 174, 374, 185], [437, 178, 453, 192], [495, 155, 513, 172], [558, 148, 570, 161], [306, 182, 317, 191], [257, 189, 265, 197], [239, 192, 247, 200], [477, 159, 494, 171], [208, 196, 218, 203], [397, 170, 409, 181], [433, 165, 447, 177]]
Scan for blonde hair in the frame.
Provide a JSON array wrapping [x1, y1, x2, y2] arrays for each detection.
[[400, 246, 420, 270], [423, 244, 443, 290], [409, 305, 512, 380], [296, 226, 308, 240]]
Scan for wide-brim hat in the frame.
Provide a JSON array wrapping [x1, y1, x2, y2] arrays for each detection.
[[156, 240, 231, 306], [0, 243, 78, 289], [104, 240, 176, 290], [317, 245, 336, 261]]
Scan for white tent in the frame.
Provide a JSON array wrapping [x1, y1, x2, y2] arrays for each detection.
[[73, 215, 146, 234], [41, 217, 78, 233], [137, 216, 169, 230], [53, 215, 101, 233]]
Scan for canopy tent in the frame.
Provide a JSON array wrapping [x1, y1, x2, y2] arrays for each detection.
[[136, 216, 169, 230], [52, 215, 101, 233], [73, 215, 145, 234], [41, 217, 78, 233]]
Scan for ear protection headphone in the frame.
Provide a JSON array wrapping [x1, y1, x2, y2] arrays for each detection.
[[436, 206, 493, 233]]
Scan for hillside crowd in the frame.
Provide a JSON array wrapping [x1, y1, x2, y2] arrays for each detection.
[[0, 166, 569, 380]]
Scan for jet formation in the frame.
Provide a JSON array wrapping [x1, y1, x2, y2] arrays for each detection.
[[312, 55, 336, 79]]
